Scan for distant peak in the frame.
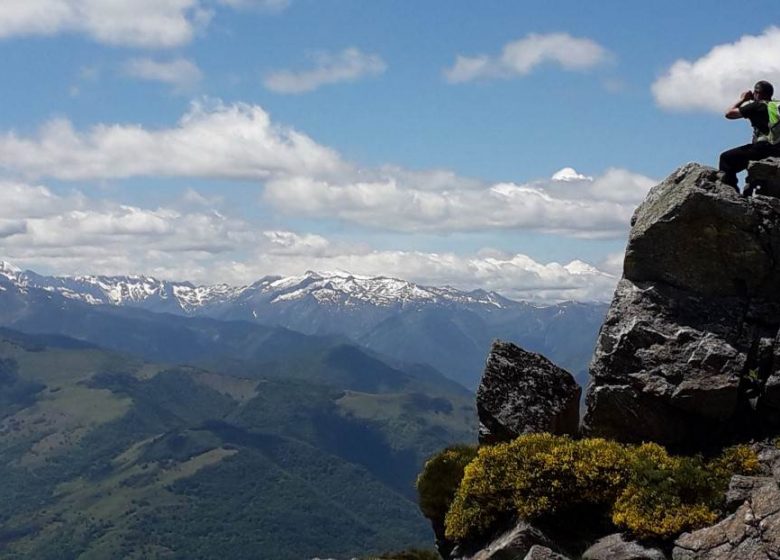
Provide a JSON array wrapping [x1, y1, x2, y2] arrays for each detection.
[[0, 260, 21, 274], [551, 167, 592, 182]]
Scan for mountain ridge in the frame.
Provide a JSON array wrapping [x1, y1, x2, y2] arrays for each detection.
[[0, 262, 594, 312]]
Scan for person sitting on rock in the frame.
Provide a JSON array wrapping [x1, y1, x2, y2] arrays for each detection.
[[719, 80, 780, 194]]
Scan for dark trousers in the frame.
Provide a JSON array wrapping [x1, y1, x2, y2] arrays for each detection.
[[719, 141, 780, 189]]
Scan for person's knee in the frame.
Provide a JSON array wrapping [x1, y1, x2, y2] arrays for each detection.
[[719, 151, 733, 171]]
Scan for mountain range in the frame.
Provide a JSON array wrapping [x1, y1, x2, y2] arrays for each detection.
[[0, 260, 609, 557], [0, 262, 607, 387]]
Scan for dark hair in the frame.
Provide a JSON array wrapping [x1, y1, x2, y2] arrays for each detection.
[[754, 80, 774, 99]]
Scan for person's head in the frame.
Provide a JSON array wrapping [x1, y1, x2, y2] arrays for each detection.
[[754, 80, 774, 100]]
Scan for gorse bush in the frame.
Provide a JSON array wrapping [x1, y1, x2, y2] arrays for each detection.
[[444, 434, 631, 541], [421, 434, 760, 543], [614, 442, 761, 539], [611, 443, 718, 539]]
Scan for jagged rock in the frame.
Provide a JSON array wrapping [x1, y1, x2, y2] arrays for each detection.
[[523, 545, 571, 559], [584, 162, 780, 449], [451, 521, 558, 560], [476, 341, 580, 444], [724, 475, 774, 509], [672, 479, 780, 559], [582, 533, 667, 560], [747, 157, 780, 197]]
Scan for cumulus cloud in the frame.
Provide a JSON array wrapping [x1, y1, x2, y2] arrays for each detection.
[[0, 102, 656, 238], [264, 48, 386, 94], [123, 57, 203, 92], [445, 32, 611, 83], [653, 27, 780, 112], [0, 0, 213, 48], [0, 182, 252, 253], [264, 167, 656, 238], [0, 100, 349, 181]]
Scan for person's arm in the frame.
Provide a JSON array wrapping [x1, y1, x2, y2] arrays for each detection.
[[725, 90, 753, 119]]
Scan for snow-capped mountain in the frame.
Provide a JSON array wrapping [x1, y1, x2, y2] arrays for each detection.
[[5, 265, 518, 314], [0, 261, 607, 388]]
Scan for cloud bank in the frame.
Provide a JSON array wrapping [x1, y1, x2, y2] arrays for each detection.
[[0, 179, 617, 301], [0, 102, 656, 239]]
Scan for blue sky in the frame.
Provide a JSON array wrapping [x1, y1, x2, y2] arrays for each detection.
[[0, 0, 777, 301]]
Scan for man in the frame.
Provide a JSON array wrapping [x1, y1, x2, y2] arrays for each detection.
[[719, 80, 780, 194]]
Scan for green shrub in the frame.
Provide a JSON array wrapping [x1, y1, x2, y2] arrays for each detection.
[[416, 444, 478, 526], [438, 435, 760, 543]]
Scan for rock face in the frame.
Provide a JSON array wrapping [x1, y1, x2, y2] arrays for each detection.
[[672, 445, 780, 559], [582, 533, 667, 560], [477, 341, 580, 444], [524, 545, 571, 559], [747, 157, 780, 197], [584, 163, 780, 449]]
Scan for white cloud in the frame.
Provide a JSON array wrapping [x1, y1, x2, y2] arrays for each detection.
[[216, 0, 289, 10], [445, 32, 611, 83], [0, 100, 349, 181], [123, 57, 203, 92], [264, 48, 386, 94], [0, 103, 656, 239], [0, 179, 620, 302], [264, 167, 656, 238], [653, 27, 780, 112], [0, 0, 290, 48], [0, 0, 212, 48]]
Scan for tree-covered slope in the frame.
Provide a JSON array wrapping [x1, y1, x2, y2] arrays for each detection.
[[0, 330, 476, 559]]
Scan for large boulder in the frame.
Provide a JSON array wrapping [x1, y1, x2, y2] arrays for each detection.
[[451, 521, 559, 560], [477, 341, 580, 444], [747, 157, 780, 197], [584, 163, 780, 449]]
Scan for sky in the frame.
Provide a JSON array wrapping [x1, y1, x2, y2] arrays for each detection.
[[0, 0, 778, 302]]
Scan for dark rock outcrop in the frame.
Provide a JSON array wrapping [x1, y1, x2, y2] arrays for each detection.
[[477, 341, 580, 444], [584, 162, 780, 449], [582, 533, 666, 560], [747, 157, 780, 197]]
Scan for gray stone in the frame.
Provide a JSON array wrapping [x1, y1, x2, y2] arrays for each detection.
[[673, 477, 780, 559], [583, 163, 780, 448], [477, 340, 580, 444], [725, 476, 775, 510], [747, 157, 780, 197], [582, 533, 667, 560], [452, 521, 557, 560], [523, 545, 571, 560]]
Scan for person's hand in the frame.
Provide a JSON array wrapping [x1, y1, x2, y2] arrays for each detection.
[[740, 90, 754, 102]]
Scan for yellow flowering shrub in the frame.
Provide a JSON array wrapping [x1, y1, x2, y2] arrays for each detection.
[[436, 435, 760, 543]]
